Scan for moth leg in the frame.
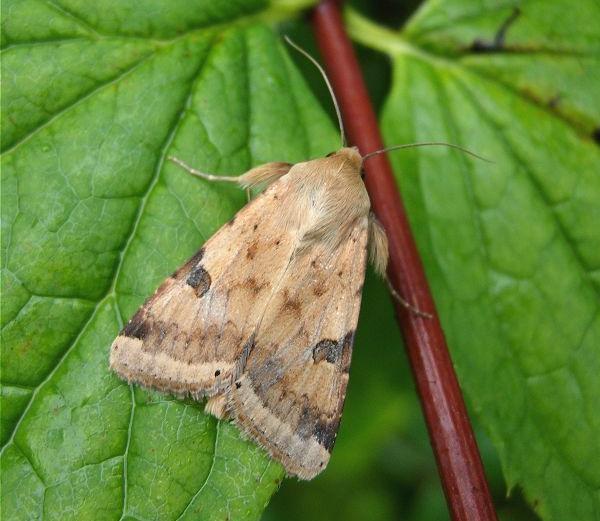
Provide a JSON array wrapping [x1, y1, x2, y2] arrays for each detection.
[[168, 156, 243, 184], [240, 162, 292, 189], [385, 277, 433, 319], [169, 156, 292, 192], [369, 214, 432, 319], [205, 393, 229, 420], [368, 214, 389, 276]]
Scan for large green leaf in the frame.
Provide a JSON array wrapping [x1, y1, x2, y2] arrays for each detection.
[[1, 1, 339, 519], [348, 2, 600, 519], [3, 0, 599, 520]]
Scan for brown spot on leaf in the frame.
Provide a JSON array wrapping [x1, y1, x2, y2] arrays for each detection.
[[548, 94, 561, 109], [470, 7, 520, 53], [186, 266, 211, 297]]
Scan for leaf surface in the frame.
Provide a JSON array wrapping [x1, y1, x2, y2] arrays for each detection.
[[348, 1, 600, 518]]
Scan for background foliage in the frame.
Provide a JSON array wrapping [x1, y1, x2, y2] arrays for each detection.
[[2, 0, 598, 520]]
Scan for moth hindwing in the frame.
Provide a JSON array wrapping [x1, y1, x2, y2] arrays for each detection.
[[110, 147, 388, 479]]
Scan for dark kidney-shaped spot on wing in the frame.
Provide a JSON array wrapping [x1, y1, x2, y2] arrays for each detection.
[[186, 265, 211, 297], [313, 331, 355, 368], [312, 339, 341, 364]]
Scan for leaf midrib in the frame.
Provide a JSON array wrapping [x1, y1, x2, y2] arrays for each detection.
[[173, 420, 221, 521]]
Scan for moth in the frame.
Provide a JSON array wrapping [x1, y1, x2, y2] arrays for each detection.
[[109, 39, 477, 479]]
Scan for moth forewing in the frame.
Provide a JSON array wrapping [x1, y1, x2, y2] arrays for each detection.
[[110, 147, 380, 478], [225, 216, 369, 479], [110, 161, 302, 398]]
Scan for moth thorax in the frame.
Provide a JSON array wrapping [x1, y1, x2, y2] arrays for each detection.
[[332, 147, 362, 173]]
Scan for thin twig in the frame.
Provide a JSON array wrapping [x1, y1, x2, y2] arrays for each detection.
[[311, 2, 498, 520]]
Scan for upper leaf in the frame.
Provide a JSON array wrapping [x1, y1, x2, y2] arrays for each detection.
[[1, 1, 338, 519], [348, 1, 600, 519]]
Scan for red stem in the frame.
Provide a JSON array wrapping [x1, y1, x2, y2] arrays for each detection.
[[311, 3, 498, 520]]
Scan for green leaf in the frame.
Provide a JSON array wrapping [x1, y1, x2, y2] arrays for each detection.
[[4, 0, 598, 519], [1, 1, 337, 519], [348, 2, 600, 519]]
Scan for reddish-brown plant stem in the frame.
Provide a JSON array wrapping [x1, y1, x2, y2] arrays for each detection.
[[311, 2, 498, 520]]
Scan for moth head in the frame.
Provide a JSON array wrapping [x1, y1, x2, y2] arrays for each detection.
[[326, 147, 362, 174]]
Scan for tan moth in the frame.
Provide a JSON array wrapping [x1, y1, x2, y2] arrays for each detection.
[[109, 39, 483, 479]]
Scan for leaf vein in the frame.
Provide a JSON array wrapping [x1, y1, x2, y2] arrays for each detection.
[[1, 49, 155, 155], [175, 420, 221, 521], [454, 73, 598, 283]]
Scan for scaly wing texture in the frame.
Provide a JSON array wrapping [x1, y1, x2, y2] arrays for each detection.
[[226, 219, 369, 479], [110, 173, 300, 398]]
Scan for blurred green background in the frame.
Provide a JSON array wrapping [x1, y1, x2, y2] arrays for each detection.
[[264, 2, 539, 520]]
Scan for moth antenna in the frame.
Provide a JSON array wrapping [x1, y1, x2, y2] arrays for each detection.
[[284, 35, 346, 148], [362, 142, 494, 164]]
